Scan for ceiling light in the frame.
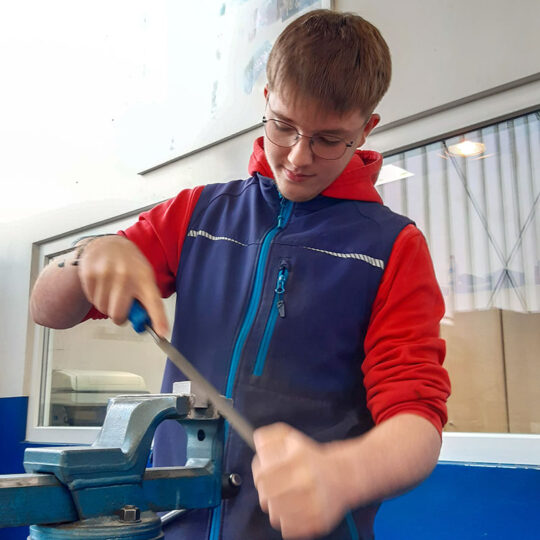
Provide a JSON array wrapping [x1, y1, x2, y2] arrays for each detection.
[[447, 139, 486, 157], [377, 164, 414, 186]]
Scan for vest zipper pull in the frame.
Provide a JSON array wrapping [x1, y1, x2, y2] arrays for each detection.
[[275, 267, 288, 318]]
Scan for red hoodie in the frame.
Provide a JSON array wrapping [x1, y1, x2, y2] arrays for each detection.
[[248, 137, 450, 433]]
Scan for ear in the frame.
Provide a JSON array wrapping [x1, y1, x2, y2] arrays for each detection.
[[264, 85, 269, 101], [356, 114, 380, 148], [363, 114, 380, 138]]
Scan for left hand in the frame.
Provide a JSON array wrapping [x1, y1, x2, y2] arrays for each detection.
[[252, 423, 349, 539]]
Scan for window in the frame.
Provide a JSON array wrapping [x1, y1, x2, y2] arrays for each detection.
[[378, 110, 540, 461], [27, 104, 540, 463], [27, 212, 176, 444]]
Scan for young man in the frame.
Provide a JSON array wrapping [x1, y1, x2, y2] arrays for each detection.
[[31, 9, 450, 540]]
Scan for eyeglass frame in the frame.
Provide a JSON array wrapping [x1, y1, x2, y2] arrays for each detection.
[[261, 100, 358, 161]]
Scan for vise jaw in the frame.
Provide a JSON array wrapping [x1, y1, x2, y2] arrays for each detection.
[[0, 389, 228, 536]]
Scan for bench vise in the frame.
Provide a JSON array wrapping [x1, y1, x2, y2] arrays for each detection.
[[0, 387, 237, 539]]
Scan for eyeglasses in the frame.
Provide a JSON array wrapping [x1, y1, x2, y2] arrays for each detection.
[[262, 116, 356, 160]]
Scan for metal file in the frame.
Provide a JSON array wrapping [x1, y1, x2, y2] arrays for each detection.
[[129, 300, 256, 451]]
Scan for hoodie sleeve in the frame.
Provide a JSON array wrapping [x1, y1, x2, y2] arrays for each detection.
[[362, 224, 451, 434]]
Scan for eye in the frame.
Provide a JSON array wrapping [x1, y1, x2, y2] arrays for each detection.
[[314, 134, 342, 147], [273, 120, 296, 133]]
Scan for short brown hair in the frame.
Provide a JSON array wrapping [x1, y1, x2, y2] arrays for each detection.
[[266, 9, 391, 116]]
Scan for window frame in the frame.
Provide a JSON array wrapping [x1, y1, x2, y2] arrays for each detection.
[[26, 209, 155, 444]]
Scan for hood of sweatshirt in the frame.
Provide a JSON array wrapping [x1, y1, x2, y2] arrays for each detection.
[[248, 136, 383, 203]]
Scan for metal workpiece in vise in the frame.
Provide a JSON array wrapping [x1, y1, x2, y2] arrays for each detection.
[[0, 385, 240, 539]]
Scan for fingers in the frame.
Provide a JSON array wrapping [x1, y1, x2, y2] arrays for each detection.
[[252, 423, 344, 539], [254, 423, 293, 466], [137, 285, 170, 336], [77, 235, 169, 335]]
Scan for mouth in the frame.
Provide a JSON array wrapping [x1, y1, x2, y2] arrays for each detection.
[[284, 168, 314, 183]]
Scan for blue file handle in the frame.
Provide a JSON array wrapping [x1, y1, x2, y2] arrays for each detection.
[[128, 299, 151, 333]]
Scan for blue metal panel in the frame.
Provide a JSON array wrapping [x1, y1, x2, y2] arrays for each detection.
[[375, 461, 540, 539], [0, 396, 31, 540], [0, 396, 28, 475]]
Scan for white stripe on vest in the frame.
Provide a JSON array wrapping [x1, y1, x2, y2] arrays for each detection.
[[187, 229, 384, 269], [302, 246, 385, 269], [187, 229, 248, 247]]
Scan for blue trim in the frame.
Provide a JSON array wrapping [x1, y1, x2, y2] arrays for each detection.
[[252, 294, 279, 376], [225, 199, 293, 397], [208, 505, 221, 540], [210, 199, 293, 540], [253, 266, 289, 376], [345, 511, 359, 540]]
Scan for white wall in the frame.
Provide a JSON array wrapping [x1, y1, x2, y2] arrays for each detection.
[[339, 0, 540, 125], [1, 0, 539, 399]]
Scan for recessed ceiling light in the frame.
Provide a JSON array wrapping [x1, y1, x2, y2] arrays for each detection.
[[447, 139, 486, 157]]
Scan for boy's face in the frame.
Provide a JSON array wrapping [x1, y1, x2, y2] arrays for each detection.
[[263, 87, 379, 202]]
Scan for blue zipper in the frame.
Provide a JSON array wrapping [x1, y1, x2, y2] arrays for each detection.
[[224, 196, 293, 397], [209, 505, 221, 539], [253, 263, 289, 376], [209, 195, 293, 540]]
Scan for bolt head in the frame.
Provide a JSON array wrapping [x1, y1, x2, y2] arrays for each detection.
[[119, 505, 141, 522], [229, 473, 242, 487]]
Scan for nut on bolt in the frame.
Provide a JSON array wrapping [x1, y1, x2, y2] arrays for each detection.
[[221, 472, 243, 499], [119, 505, 141, 522]]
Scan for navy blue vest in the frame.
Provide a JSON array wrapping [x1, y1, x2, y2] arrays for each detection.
[[154, 175, 412, 539]]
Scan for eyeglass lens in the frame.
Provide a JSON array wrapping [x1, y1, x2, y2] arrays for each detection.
[[264, 119, 349, 160]]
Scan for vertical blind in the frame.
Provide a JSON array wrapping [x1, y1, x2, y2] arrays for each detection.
[[379, 111, 540, 316]]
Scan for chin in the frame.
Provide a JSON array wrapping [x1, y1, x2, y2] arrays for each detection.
[[278, 185, 316, 202], [273, 171, 319, 202]]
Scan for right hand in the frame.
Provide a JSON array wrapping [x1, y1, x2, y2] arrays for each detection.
[[78, 235, 169, 336]]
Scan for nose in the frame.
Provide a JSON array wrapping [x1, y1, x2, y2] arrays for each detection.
[[287, 136, 314, 168]]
